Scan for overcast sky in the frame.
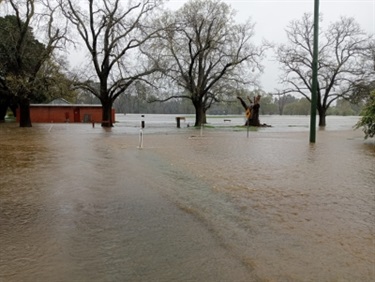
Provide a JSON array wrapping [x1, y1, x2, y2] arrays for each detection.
[[167, 0, 375, 92]]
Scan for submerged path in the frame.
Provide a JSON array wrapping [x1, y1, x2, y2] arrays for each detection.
[[0, 124, 259, 281], [1, 122, 374, 281]]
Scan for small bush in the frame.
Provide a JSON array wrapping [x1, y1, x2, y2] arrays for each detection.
[[355, 91, 375, 139]]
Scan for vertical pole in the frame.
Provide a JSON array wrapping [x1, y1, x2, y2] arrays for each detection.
[[138, 129, 143, 149], [141, 114, 145, 129], [138, 115, 144, 149], [310, 0, 320, 143]]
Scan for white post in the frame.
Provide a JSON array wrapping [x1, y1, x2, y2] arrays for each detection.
[[138, 129, 143, 149], [138, 114, 145, 149]]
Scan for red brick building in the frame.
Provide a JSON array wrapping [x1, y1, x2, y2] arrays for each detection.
[[16, 102, 115, 123]]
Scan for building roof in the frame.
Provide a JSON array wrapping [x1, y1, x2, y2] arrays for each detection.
[[30, 104, 102, 107], [48, 98, 71, 105]]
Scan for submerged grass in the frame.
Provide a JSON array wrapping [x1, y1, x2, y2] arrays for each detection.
[[192, 124, 260, 132]]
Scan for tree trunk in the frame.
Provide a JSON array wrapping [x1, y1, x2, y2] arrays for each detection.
[[237, 96, 260, 126], [247, 103, 261, 126], [101, 99, 113, 127], [202, 108, 207, 124], [0, 101, 7, 122], [0, 94, 10, 122], [318, 108, 326, 127], [193, 101, 206, 126], [19, 98, 32, 127]]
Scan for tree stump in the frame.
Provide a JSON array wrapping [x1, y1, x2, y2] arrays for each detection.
[[237, 95, 271, 127]]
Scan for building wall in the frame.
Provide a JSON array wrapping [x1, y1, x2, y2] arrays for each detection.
[[16, 105, 115, 123]]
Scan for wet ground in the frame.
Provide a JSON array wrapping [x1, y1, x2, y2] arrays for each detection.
[[0, 116, 374, 281]]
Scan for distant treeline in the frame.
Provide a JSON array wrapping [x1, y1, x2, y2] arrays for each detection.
[[76, 92, 363, 116]]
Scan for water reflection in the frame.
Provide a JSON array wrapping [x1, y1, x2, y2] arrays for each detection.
[[0, 119, 374, 281], [148, 128, 374, 281]]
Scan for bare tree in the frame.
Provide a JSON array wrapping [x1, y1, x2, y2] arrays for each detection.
[[151, 0, 267, 126], [277, 13, 373, 126], [58, 0, 163, 127], [0, 0, 68, 127], [350, 39, 375, 103]]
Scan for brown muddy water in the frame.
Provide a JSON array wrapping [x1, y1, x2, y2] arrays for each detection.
[[0, 118, 374, 281]]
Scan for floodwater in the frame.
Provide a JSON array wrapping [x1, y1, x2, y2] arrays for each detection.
[[0, 115, 374, 281]]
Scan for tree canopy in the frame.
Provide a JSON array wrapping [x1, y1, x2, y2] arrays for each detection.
[[1, 0, 372, 130], [356, 91, 375, 139], [151, 0, 268, 126], [58, 0, 163, 127], [0, 0, 68, 126], [277, 13, 373, 126]]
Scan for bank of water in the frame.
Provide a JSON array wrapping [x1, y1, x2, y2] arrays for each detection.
[[143, 129, 374, 281], [0, 116, 374, 281], [115, 114, 361, 133]]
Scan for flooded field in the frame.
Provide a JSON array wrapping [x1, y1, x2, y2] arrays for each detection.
[[1, 115, 374, 281]]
